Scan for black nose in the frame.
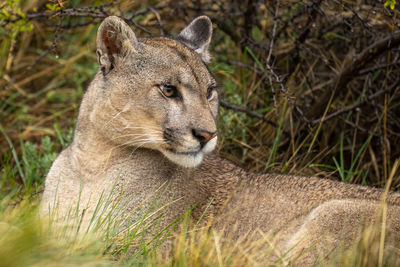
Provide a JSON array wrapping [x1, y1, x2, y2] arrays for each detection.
[[192, 129, 217, 147]]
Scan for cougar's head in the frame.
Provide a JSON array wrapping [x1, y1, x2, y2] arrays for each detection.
[[90, 16, 218, 168]]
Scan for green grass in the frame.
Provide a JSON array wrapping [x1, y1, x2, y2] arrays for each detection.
[[1, 0, 400, 265], [0, 200, 113, 266], [0, 128, 57, 200], [0, 124, 399, 266]]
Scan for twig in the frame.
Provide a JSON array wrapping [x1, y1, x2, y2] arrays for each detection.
[[266, 0, 280, 114], [312, 78, 400, 124], [266, 0, 279, 65], [306, 31, 400, 120], [359, 61, 400, 75], [51, 13, 65, 57], [3, 3, 169, 24], [149, 7, 165, 36], [219, 100, 278, 127]]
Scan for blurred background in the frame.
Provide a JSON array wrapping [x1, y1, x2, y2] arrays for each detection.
[[1, 0, 400, 201]]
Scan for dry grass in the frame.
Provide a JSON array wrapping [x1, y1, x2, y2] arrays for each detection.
[[2, 191, 398, 266], [1, 0, 400, 266]]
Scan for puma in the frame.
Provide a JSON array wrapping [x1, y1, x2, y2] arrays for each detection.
[[42, 15, 400, 265]]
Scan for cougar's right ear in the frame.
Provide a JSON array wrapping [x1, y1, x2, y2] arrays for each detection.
[[176, 16, 213, 63], [96, 16, 138, 75]]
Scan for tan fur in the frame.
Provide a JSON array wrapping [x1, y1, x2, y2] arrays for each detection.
[[41, 16, 400, 265]]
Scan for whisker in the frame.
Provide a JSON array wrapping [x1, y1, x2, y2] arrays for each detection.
[[111, 133, 161, 141], [104, 110, 124, 129], [117, 126, 162, 132], [130, 140, 163, 155], [116, 137, 164, 148]]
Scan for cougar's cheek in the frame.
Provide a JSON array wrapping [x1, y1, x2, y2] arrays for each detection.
[[202, 136, 217, 153]]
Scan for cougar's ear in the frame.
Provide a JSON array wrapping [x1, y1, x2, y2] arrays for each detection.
[[176, 16, 213, 63], [96, 16, 138, 75]]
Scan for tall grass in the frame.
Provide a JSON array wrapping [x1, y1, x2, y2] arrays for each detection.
[[1, 188, 399, 266], [1, 0, 400, 266]]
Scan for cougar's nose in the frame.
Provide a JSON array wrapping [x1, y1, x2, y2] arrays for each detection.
[[192, 129, 217, 148]]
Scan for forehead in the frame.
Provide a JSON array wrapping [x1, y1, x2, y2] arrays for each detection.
[[139, 37, 215, 86]]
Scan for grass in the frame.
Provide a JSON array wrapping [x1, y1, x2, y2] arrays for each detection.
[[0, 185, 399, 266], [0, 119, 398, 266], [1, 0, 400, 266], [0, 200, 113, 266]]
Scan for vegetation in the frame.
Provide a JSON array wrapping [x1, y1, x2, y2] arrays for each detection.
[[1, 0, 400, 266]]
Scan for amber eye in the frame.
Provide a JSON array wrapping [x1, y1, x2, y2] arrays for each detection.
[[207, 87, 215, 100], [159, 84, 178, 98]]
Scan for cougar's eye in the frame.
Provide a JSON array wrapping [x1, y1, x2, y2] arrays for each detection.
[[207, 87, 215, 100], [159, 85, 178, 98]]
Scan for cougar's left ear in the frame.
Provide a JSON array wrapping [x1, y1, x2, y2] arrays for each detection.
[[176, 16, 213, 63]]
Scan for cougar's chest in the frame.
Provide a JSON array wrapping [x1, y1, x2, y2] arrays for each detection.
[[102, 156, 206, 226]]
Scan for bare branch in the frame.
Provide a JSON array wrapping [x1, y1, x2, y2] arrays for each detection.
[[219, 100, 278, 127], [312, 79, 400, 124], [306, 31, 400, 120]]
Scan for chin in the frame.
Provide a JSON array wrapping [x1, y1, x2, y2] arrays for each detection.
[[162, 150, 204, 168], [162, 137, 217, 168]]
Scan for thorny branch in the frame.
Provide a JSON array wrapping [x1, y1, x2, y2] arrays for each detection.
[[306, 31, 400, 120], [219, 100, 278, 127], [2, 0, 400, 183], [312, 79, 400, 124], [266, 0, 280, 114]]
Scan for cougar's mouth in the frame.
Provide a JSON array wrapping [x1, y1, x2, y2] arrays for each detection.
[[160, 134, 217, 168], [166, 148, 200, 155]]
